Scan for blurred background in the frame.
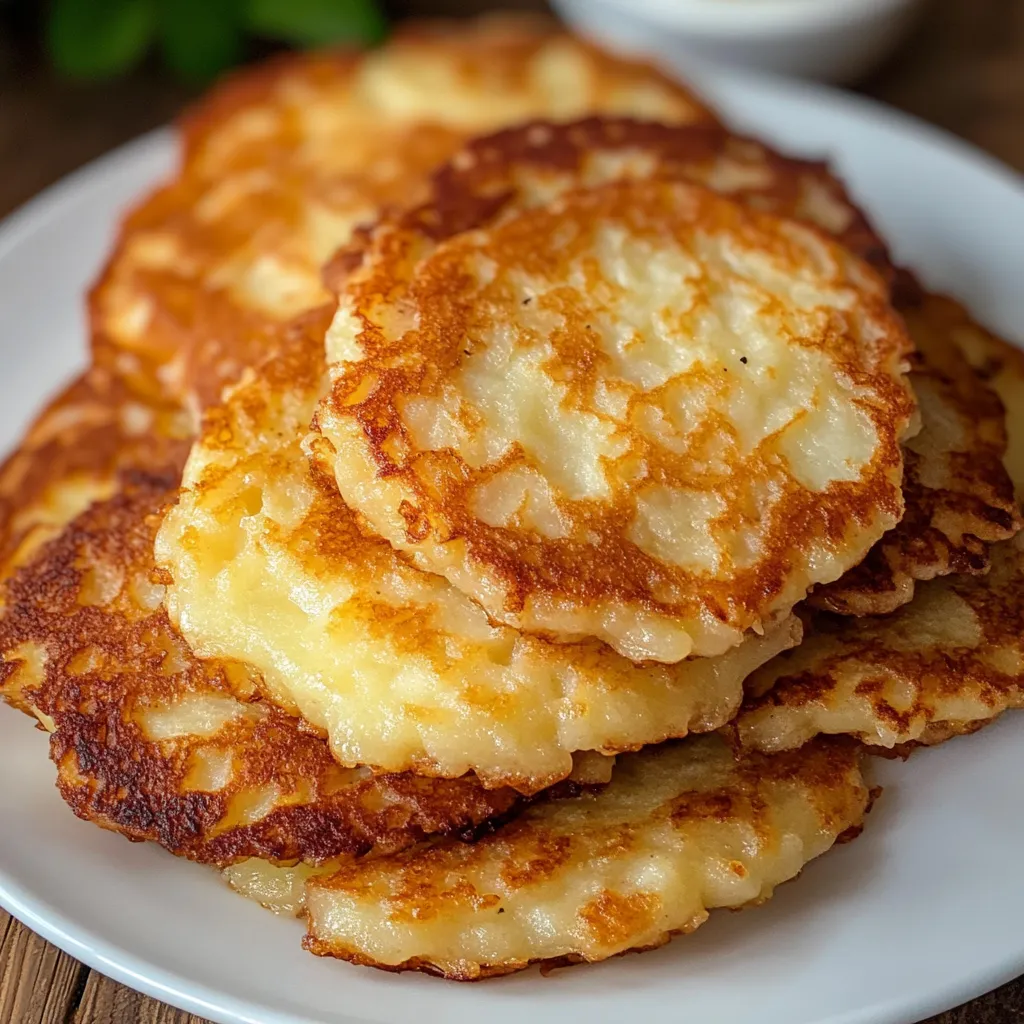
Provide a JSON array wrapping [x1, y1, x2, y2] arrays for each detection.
[[0, 0, 1020, 220]]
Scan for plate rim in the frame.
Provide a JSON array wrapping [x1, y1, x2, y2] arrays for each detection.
[[0, 66, 1022, 1024], [700, 64, 1024, 203], [0, 128, 174, 268]]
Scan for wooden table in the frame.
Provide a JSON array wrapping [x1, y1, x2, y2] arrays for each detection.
[[1, 0, 1022, 1020]]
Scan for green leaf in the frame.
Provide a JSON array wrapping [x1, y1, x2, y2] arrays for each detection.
[[157, 0, 245, 83], [48, 0, 155, 79], [246, 0, 386, 48]]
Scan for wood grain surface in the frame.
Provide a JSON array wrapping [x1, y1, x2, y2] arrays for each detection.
[[1, 0, 1022, 1021]]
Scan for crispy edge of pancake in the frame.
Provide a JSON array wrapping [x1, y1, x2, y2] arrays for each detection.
[[736, 289, 1024, 755], [296, 736, 868, 979], [810, 286, 1022, 616], [0, 366, 192, 584], [323, 116, 892, 287], [0, 470, 527, 865], [737, 535, 1024, 754]]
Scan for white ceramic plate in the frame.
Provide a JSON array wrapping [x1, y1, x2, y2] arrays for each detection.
[[1, 68, 1024, 1024]]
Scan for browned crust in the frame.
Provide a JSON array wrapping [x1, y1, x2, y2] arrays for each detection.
[[403, 118, 886, 266], [324, 117, 891, 291]]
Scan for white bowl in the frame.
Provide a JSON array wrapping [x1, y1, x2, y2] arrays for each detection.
[[552, 0, 926, 83]]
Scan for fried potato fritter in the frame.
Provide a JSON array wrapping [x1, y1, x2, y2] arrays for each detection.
[[316, 142, 915, 662], [6, 15, 1017, 986], [0, 324, 537, 860], [3, 24, 717, 854], [0, 470, 527, 864], [90, 18, 716, 410], [157, 317, 799, 794], [812, 288, 1022, 615], [293, 736, 868, 979]]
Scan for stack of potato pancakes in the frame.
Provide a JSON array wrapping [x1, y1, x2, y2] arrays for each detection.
[[3, 16, 1024, 981]]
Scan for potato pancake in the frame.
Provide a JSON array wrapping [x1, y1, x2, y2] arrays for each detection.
[[158, 315, 798, 794], [315, 135, 915, 662], [0, 341, 527, 862], [90, 17, 716, 411], [232, 736, 868, 979]]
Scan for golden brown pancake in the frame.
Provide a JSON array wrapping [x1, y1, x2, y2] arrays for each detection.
[[157, 309, 798, 794], [89, 17, 716, 411], [233, 736, 867, 979], [737, 306, 1024, 754], [315, 126, 915, 663], [812, 287, 1021, 615], [157, 118, 903, 792], [0, 467, 527, 864], [0, 310, 540, 861], [316, 122, 1014, 640]]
